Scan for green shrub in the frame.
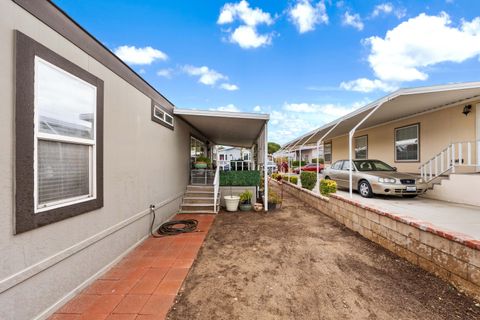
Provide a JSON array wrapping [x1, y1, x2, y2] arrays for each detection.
[[311, 158, 325, 164], [320, 179, 337, 195], [268, 189, 282, 204], [239, 190, 253, 204], [292, 160, 306, 167], [300, 171, 317, 190], [282, 175, 288, 181], [220, 171, 261, 186], [271, 173, 280, 180], [195, 155, 211, 165], [289, 176, 298, 184]]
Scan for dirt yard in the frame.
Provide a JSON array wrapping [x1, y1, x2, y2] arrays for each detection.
[[168, 184, 480, 320]]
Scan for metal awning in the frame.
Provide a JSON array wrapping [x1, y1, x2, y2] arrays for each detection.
[[283, 82, 480, 148], [174, 109, 269, 148]]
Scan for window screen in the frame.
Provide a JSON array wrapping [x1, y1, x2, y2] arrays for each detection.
[[395, 124, 419, 161], [38, 141, 90, 206]]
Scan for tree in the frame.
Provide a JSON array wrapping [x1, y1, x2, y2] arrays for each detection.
[[268, 142, 281, 154]]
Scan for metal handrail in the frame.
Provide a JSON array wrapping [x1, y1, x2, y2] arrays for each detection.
[[213, 165, 220, 213]]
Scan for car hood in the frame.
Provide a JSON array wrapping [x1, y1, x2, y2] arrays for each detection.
[[360, 171, 417, 180]]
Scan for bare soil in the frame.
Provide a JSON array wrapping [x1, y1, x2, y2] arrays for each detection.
[[168, 184, 480, 320]]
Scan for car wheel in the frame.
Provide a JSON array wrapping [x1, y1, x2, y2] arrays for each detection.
[[358, 180, 373, 198], [402, 194, 417, 198]]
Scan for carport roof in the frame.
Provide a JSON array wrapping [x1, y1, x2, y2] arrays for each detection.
[[283, 82, 480, 149], [174, 108, 269, 148]]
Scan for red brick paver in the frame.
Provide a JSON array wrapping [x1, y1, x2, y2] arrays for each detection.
[[51, 214, 214, 320]]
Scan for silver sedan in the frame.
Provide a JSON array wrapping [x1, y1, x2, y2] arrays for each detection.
[[323, 159, 428, 198]]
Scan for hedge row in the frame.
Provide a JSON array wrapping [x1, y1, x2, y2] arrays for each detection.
[[220, 170, 261, 186]]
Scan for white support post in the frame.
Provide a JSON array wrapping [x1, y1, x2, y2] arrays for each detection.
[[263, 123, 268, 212], [458, 142, 463, 166], [299, 148, 302, 175], [348, 102, 386, 197], [315, 120, 344, 183], [451, 144, 456, 173], [429, 160, 432, 180], [440, 151, 444, 173], [467, 142, 472, 166]]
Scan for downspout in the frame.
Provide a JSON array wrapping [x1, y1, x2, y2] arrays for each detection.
[[348, 101, 386, 197]]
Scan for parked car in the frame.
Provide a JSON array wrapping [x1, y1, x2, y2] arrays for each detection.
[[293, 163, 324, 174], [322, 159, 427, 198]]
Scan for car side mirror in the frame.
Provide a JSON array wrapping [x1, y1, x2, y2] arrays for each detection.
[[393, 167, 397, 171]]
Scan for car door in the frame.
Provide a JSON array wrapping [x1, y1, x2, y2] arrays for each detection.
[[327, 161, 344, 184], [334, 160, 351, 188]]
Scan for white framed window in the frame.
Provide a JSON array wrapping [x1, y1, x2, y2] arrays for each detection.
[[34, 57, 97, 212], [395, 124, 419, 162], [324, 142, 332, 162], [354, 135, 368, 159], [153, 104, 174, 127]]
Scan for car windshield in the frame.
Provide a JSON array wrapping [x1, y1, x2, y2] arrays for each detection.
[[353, 160, 395, 172]]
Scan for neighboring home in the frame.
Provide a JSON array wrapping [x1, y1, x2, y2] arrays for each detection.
[[217, 146, 253, 170], [282, 83, 480, 206], [0, 1, 269, 319]]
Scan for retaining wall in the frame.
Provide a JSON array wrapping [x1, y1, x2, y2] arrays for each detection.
[[274, 180, 480, 300]]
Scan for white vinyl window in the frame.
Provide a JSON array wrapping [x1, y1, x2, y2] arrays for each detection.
[[153, 105, 174, 126], [34, 57, 97, 212], [324, 142, 332, 162], [354, 136, 368, 159], [395, 124, 419, 161]]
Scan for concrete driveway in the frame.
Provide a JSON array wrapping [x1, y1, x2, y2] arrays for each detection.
[[333, 189, 480, 240]]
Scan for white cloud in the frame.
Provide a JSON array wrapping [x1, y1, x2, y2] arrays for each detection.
[[371, 3, 406, 19], [157, 68, 173, 78], [209, 104, 241, 112], [365, 13, 480, 82], [113, 45, 168, 65], [229, 25, 272, 49], [220, 83, 239, 91], [268, 99, 369, 144], [218, 0, 273, 26], [342, 11, 364, 31], [283, 102, 362, 117], [288, 0, 328, 34], [217, 1, 274, 49], [183, 65, 227, 86], [340, 78, 398, 92], [253, 105, 262, 112]]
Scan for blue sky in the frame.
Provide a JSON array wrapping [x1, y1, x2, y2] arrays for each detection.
[[54, 0, 480, 144]]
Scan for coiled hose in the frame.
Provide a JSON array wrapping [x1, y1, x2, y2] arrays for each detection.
[[150, 206, 198, 237]]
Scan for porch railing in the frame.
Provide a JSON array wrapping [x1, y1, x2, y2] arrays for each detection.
[[190, 169, 215, 185], [213, 165, 220, 213], [217, 160, 253, 171], [419, 140, 480, 182]]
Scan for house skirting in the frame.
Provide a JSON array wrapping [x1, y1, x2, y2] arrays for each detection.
[[273, 180, 480, 300]]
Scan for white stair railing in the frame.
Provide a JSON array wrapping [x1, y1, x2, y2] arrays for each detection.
[[213, 165, 220, 213], [419, 140, 480, 182]]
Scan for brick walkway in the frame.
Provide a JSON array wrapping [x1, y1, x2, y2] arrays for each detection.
[[50, 214, 215, 320]]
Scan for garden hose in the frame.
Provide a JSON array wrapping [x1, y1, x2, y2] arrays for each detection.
[[150, 206, 198, 237]]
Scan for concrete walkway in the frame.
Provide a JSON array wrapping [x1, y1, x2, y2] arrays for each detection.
[[333, 190, 480, 240]]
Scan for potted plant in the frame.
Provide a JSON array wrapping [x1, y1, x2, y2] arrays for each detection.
[[239, 190, 253, 211], [267, 189, 282, 210], [194, 154, 211, 169], [224, 175, 240, 211]]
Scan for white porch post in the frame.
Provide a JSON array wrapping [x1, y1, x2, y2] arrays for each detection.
[[299, 148, 302, 175], [348, 101, 386, 197], [476, 103, 480, 171], [315, 120, 343, 183], [263, 123, 269, 212]]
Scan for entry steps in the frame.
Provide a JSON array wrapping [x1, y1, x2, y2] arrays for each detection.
[[178, 185, 220, 214]]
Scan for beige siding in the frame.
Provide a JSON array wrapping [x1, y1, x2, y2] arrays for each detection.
[[329, 104, 478, 173], [0, 2, 200, 319]]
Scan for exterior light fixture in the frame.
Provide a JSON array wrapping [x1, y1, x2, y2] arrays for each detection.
[[462, 104, 472, 116]]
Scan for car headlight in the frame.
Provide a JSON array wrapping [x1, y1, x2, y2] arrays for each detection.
[[417, 178, 424, 183], [378, 177, 396, 183]]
